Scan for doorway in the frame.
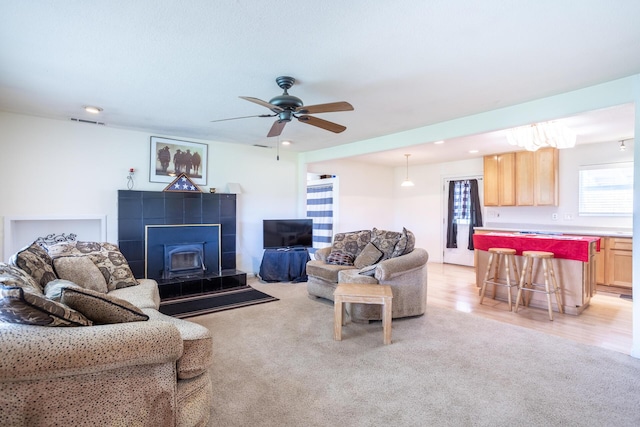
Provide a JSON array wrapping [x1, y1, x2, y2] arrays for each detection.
[[442, 176, 483, 267]]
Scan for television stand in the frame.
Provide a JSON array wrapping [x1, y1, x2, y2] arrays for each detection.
[[259, 248, 310, 282]]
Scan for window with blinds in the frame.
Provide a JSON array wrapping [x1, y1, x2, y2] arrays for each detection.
[[578, 162, 633, 216]]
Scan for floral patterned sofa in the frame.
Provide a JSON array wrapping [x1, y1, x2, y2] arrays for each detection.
[[306, 228, 429, 322], [0, 239, 213, 426]]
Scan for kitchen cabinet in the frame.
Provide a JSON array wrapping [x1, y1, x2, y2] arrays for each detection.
[[594, 237, 632, 289], [484, 148, 558, 206], [595, 239, 606, 285], [534, 147, 559, 205], [483, 153, 515, 206], [605, 237, 632, 289], [515, 151, 535, 205]]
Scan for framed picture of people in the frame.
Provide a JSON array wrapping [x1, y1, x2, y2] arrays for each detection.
[[150, 136, 208, 185]]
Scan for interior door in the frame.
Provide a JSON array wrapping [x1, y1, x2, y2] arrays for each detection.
[[442, 176, 484, 267]]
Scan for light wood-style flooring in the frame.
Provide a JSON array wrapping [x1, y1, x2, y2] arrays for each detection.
[[427, 262, 633, 355]]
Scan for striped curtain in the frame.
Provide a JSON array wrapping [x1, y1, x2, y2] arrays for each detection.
[[306, 183, 333, 248]]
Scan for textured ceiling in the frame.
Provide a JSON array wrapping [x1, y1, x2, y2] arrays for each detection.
[[1, 1, 639, 165]]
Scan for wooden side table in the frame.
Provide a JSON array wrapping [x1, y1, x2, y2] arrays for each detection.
[[333, 283, 393, 345]]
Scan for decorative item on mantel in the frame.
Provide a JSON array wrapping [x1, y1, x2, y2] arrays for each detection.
[[127, 168, 135, 190], [226, 183, 242, 194], [163, 173, 203, 193]]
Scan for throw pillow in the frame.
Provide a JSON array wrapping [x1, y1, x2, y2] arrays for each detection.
[[331, 230, 371, 259], [0, 286, 93, 326], [59, 286, 149, 324], [391, 227, 416, 258], [0, 263, 92, 326], [9, 242, 57, 291], [354, 242, 384, 268], [325, 251, 355, 266], [44, 240, 103, 258], [403, 229, 416, 254], [371, 228, 403, 261], [44, 279, 83, 302], [53, 256, 109, 293], [358, 264, 378, 277], [46, 241, 138, 291]]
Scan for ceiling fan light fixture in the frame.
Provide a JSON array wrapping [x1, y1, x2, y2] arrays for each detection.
[[506, 121, 576, 151], [401, 154, 414, 187]]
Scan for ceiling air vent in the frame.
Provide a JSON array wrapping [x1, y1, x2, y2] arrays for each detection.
[[70, 118, 105, 125], [252, 144, 272, 149]]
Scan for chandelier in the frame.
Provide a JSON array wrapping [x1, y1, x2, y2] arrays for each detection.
[[506, 121, 576, 151]]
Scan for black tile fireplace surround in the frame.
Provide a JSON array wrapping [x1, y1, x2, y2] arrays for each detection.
[[117, 190, 246, 300]]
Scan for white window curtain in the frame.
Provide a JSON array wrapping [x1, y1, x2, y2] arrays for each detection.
[[306, 183, 334, 249]]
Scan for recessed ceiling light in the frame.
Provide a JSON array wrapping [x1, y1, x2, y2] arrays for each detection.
[[433, 140, 445, 144], [469, 150, 479, 154], [83, 106, 103, 114], [281, 140, 291, 145]]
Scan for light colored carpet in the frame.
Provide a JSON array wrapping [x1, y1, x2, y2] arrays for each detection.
[[190, 280, 640, 427]]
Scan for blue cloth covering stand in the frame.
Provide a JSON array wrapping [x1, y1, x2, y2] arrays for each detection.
[[259, 248, 311, 282]]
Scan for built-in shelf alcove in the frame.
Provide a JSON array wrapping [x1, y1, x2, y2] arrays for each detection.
[[3, 215, 106, 262]]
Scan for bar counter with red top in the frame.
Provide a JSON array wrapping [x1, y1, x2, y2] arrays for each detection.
[[473, 232, 600, 315], [473, 232, 600, 262]]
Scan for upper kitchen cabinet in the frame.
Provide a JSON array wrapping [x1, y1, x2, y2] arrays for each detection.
[[483, 152, 515, 206], [484, 148, 558, 206], [533, 147, 559, 206]]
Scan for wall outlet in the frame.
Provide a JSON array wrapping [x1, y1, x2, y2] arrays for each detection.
[[564, 213, 573, 220], [552, 213, 558, 220]]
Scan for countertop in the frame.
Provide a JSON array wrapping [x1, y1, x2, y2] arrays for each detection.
[[475, 223, 632, 238]]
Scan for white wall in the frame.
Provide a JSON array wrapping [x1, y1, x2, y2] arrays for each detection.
[[307, 156, 483, 262], [307, 159, 395, 233], [391, 157, 484, 263], [0, 111, 300, 274]]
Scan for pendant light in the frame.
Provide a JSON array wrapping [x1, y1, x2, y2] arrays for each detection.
[[619, 140, 627, 151], [401, 154, 414, 187]]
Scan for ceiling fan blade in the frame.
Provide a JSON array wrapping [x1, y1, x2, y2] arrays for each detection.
[[296, 101, 354, 114], [239, 96, 284, 112], [211, 114, 274, 123], [267, 120, 287, 137], [297, 115, 347, 133]]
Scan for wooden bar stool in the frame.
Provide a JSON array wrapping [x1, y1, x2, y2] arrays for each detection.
[[514, 251, 563, 320], [479, 247, 520, 311]]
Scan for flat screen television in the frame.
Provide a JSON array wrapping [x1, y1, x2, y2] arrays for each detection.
[[263, 219, 313, 249]]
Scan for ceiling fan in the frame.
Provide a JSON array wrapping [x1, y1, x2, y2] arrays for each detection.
[[211, 76, 354, 137]]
